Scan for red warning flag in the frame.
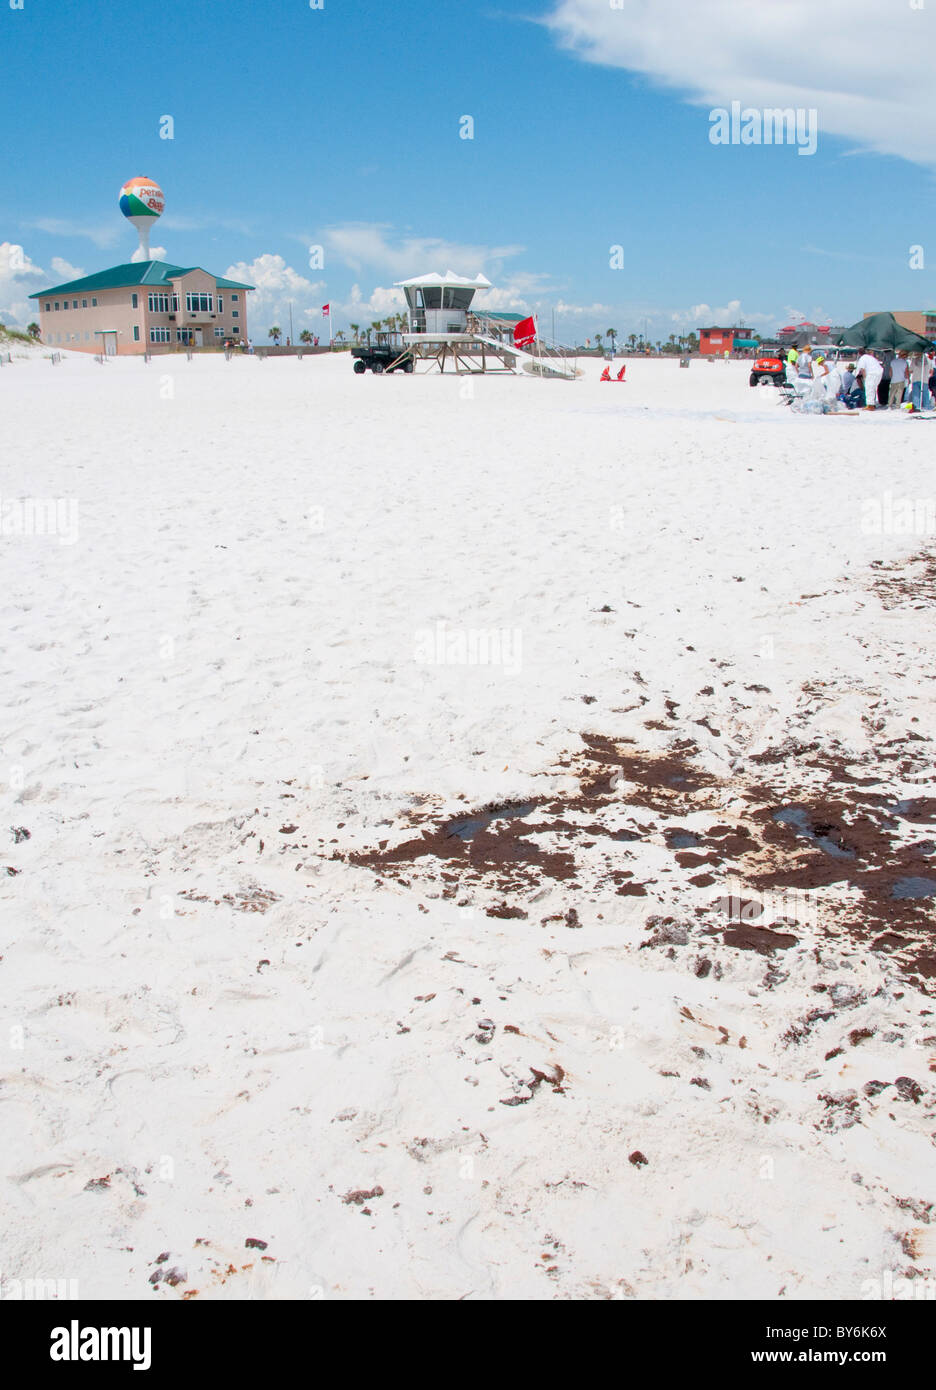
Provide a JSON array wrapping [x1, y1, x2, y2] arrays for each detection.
[[513, 315, 536, 348]]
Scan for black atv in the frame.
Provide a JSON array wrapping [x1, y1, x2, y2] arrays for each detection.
[[351, 342, 414, 374]]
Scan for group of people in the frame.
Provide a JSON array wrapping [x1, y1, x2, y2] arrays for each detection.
[[786, 344, 933, 411]]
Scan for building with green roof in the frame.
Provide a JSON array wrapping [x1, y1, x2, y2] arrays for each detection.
[[29, 260, 255, 355]]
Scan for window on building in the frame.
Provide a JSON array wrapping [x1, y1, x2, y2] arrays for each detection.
[[91, 298, 97, 307], [72, 300, 78, 309], [54, 302, 59, 310], [131, 293, 138, 309], [171, 294, 179, 312], [217, 296, 223, 312], [45, 303, 51, 312], [185, 292, 213, 313], [150, 327, 171, 343], [148, 293, 171, 313], [82, 299, 88, 308], [133, 326, 140, 342], [214, 327, 225, 338], [231, 293, 239, 302], [232, 310, 239, 319]]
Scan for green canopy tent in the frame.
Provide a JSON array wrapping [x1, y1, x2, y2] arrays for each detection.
[[834, 312, 932, 352], [835, 313, 934, 407]]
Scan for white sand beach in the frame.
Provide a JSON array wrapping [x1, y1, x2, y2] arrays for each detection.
[[1, 350, 934, 1300]]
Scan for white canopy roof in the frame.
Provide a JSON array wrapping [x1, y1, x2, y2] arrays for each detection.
[[394, 270, 493, 290]]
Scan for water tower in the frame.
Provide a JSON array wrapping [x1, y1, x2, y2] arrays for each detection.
[[119, 176, 165, 261]]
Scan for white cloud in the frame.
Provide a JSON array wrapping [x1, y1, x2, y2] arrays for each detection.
[[669, 298, 775, 328], [545, 0, 936, 166], [291, 223, 569, 325], [474, 270, 558, 312], [50, 256, 86, 281], [131, 245, 167, 263], [320, 222, 526, 279], [0, 242, 47, 326], [551, 299, 615, 318], [225, 253, 326, 337], [472, 287, 529, 311], [26, 217, 122, 249], [336, 283, 406, 324]]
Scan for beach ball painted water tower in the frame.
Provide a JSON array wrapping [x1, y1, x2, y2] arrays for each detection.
[[119, 176, 164, 260]]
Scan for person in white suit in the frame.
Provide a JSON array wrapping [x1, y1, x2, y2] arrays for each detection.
[[855, 350, 882, 410]]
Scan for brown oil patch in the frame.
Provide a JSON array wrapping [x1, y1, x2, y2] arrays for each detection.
[[340, 725, 935, 984]]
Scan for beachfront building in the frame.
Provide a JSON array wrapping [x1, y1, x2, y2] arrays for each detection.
[[777, 322, 847, 346], [698, 325, 758, 356], [29, 260, 254, 355], [864, 310, 936, 339]]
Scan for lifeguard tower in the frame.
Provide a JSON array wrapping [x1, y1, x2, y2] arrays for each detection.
[[363, 270, 577, 378]]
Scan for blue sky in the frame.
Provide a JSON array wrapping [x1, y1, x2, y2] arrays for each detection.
[[2, 0, 934, 340]]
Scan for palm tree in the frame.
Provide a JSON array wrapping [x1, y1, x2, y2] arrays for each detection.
[[299, 330, 313, 345], [334, 329, 346, 346], [606, 328, 618, 355], [26, 322, 40, 339], [268, 326, 282, 345], [350, 322, 360, 344], [627, 333, 637, 351], [594, 332, 603, 354]]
